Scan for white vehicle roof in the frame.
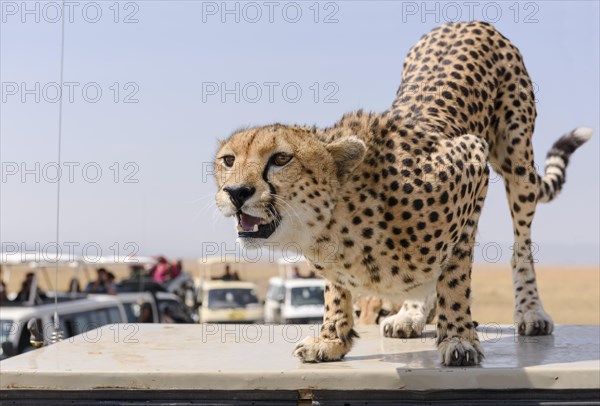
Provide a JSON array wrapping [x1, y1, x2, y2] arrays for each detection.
[[0, 253, 157, 267], [81, 256, 157, 266], [114, 291, 154, 302], [116, 291, 181, 303], [0, 252, 79, 267], [269, 277, 325, 288], [198, 256, 255, 265], [0, 295, 123, 322], [201, 280, 258, 290]]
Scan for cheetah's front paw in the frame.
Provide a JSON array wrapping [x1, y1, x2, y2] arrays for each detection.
[[293, 336, 349, 363], [380, 309, 426, 338], [438, 337, 483, 366], [515, 308, 554, 336]]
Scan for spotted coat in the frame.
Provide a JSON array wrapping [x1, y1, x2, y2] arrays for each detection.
[[215, 21, 592, 366]]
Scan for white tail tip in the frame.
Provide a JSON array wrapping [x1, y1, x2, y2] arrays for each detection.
[[573, 127, 593, 142]]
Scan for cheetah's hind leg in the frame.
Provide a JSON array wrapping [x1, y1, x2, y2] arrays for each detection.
[[381, 293, 435, 338]]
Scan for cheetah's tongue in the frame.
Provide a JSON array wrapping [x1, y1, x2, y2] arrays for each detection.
[[239, 213, 264, 232]]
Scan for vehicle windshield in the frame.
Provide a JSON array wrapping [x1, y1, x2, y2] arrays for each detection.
[[290, 286, 325, 307], [1, 319, 14, 344], [207, 288, 258, 309]]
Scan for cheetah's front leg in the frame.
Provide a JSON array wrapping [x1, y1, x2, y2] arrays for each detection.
[[294, 282, 358, 362], [436, 202, 487, 366], [436, 258, 483, 366]]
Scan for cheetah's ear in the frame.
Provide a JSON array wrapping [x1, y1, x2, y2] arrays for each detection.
[[325, 136, 366, 181]]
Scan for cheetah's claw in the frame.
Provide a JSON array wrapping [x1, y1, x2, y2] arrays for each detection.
[[380, 312, 426, 338], [293, 336, 349, 363], [516, 308, 554, 336], [438, 337, 483, 366]]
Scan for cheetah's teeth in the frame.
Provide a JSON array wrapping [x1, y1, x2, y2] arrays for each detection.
[[253, 224, 259, 232]]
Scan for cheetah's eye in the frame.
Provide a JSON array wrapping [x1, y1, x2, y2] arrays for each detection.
[[272, 153, 293, 167], [222, 155, 235, 168]]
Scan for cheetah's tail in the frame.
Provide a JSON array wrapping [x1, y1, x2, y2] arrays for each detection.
[[538, 127, 593, 203]]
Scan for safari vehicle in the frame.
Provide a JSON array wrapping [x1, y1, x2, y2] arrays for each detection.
[[264, 258, 325, 324], [196, 257, 263, 323], [80, 255, 196, 323], [0, 294, 126, 360], [96, 255, 198, 314], [0, 251, 88, 302], [264, 277, 325, 324], [197, 280, 262, 323], [117, 291, 195, 324]]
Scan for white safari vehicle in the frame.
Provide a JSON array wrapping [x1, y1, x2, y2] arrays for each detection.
[[197, 280, 262, 323], [196, 257, 262, 323], [264, 277, 325, 324], [0, 295, 126, 359], [264, 258, 325, 324]]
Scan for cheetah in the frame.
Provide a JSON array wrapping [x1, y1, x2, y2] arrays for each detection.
[[354, 296, 401, 325], [214, 21, 592, 366]]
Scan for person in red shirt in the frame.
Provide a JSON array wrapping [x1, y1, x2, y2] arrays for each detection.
[[152, 257, 170, 283]]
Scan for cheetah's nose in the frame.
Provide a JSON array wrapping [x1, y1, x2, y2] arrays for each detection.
[[224, 185, 256, 209]]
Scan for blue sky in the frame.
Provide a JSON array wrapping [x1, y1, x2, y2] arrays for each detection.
[[1, 1, 598, 264]]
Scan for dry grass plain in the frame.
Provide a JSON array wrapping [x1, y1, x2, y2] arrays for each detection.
[[2, 261, 598, 325]]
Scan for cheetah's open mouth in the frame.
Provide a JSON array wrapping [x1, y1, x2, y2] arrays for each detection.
[[236, 212, 278, 239]]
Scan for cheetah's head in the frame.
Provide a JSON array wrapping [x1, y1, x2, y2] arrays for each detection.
[[214, 124, 365, 249]]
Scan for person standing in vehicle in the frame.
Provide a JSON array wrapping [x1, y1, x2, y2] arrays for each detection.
[[152, 257, 170, 283], [16, 272, 46, 302], [85, 268, 116, 294]]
